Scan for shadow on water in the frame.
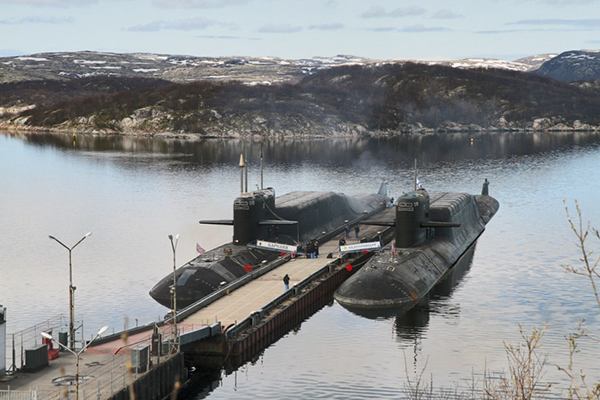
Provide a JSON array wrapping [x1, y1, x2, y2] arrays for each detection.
[[181, 245, 477, 398], [340, 244, 476, 343], [335, 244, 476, 386], [179, 309, 325, 400], [6, 130, 600, 168]]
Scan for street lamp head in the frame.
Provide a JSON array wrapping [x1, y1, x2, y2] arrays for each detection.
[[41, 331, 53, 340], [168, 234, 180, 249], [84, 232, 92, 238], [97, 326, 108, 336], [48, 235, 56, 241]]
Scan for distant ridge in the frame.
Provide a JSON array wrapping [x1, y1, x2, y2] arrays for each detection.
[[2, 61, 600, 137], [0, 50, 557, 85], [514, 53, 558, 69], [0, 51, 375, 84], [534, 50, 600, 82]]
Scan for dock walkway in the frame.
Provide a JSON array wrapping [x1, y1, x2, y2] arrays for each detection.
[[180, 237, 347, 329], [179, 208, 396, 332], [1, 350, 123, 399], [1, 338, 184, 400]]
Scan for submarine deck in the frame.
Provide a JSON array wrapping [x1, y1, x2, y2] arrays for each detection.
[[178, 207, 396, 330]]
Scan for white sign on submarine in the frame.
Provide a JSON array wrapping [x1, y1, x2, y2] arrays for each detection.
[[256, 240, 298, 253], [339, 242, 381, 254]]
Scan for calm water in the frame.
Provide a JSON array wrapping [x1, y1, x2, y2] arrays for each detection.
[[2, 131, 600, 398]]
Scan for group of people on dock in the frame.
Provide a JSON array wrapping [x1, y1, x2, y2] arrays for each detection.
[[345, 221, 360, 239], [304, 239, 319, 259], [283, 222, 367, 290]]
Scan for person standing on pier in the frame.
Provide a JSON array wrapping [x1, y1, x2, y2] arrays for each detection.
[[354, 225, 360, 239], [283, 274, 290, 291], [310, 241, 315, 258]]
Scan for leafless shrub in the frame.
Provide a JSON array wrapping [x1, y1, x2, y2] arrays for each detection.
[[484, 324, 550, 400], [560, 201, 600, 400]]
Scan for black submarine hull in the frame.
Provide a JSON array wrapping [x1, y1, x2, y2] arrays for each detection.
[[334, 190, 499, 310], [150, 186, 390, 309]]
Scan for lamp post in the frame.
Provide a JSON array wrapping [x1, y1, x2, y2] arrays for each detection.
[[168, 234, 179, 352], [41, 326, 107, 400], [48, 232, 92, 351]]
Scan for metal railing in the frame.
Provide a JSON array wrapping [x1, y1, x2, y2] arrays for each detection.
[[177, 255, 291, 322], [23, 351, 181, 400], [4, 315, 67, 373], [224, 262, 334, 340], [0, 388, 37, 400], [224, 226, 393, 341]]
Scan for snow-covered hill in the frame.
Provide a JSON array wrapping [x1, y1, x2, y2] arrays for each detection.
[[534, 50, 600, 82], [0, 50, 560, 85]]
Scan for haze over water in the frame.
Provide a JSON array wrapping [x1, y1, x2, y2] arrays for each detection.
[[2, 131, 600, 398]]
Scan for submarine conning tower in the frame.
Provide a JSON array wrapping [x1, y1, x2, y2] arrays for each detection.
[[395, 189, 430, 248], [233, 188, 275, 245]]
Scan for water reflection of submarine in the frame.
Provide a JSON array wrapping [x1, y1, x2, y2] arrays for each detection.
[[334, 183, 499, 311], [394, 245, 475, 352], [340, 244, 475, 322]]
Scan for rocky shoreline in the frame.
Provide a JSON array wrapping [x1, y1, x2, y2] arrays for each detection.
[[1, 116, 599, 140]]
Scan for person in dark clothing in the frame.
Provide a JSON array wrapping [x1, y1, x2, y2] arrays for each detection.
[[313, 239, 319, 258], [306, 241, 315, 259], [482, 178, 489, 196], [283, 274, 290, 291], [345, 220, 350, 238], [354, 225, 360, 239], [339, 238, 346, 246]]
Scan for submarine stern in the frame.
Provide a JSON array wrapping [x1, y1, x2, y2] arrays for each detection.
[[475, 194, 500, 224]]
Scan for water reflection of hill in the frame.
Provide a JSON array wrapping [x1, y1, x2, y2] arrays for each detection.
[[7, 131, 600, 168]]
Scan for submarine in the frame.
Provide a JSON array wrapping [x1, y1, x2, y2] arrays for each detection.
[[334, 183, 499, 311], [149, 182, 391, 310]]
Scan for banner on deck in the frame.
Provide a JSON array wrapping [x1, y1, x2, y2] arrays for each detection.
[[340, 241, 381, 254]]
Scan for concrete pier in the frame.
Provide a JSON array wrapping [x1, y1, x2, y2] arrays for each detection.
[[178, 207, 397, 370], [0, 344, 184, 400], [1, 207, 396, 399], [180, 242, 341, 329]]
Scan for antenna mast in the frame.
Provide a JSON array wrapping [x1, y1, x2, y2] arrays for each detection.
[[244, 157, 248, 193], [414, 158, 417, 191], [239, 153, 245, 195], [260, 141, 264, 190]]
